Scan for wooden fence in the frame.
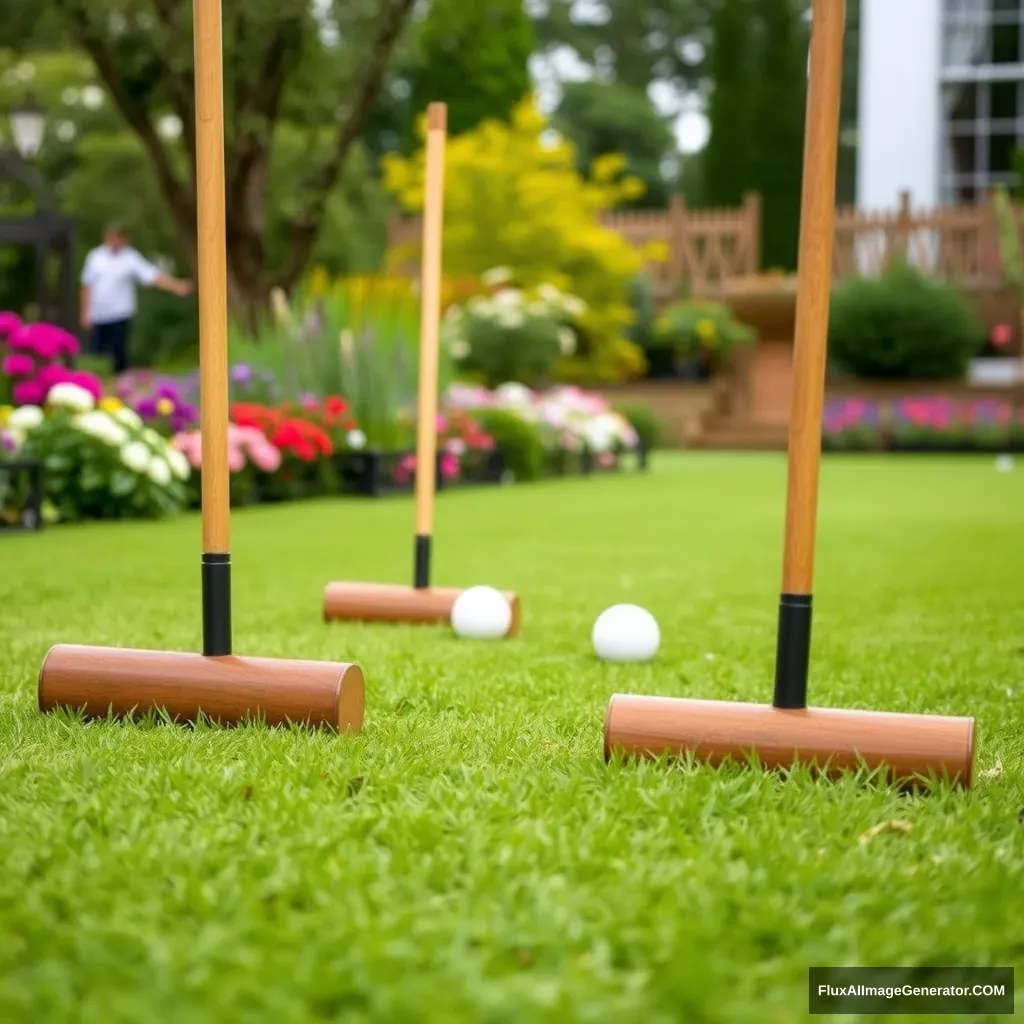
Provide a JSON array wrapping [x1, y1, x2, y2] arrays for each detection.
[[387, 188, 1020, 302]]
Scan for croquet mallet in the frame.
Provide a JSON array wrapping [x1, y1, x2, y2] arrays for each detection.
[[322, 103, 520, 636], [602, 0, 975, 790], [37, 0, 366, 732]]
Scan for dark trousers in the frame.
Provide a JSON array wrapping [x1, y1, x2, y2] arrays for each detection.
[[90, 318, 132, 375]]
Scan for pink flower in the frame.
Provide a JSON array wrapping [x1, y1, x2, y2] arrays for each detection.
[[6, 326, 37, 351], [18, 325, 59, 360], [228, 445, 246, 472], [67, 370, 103, 401], [172, 431, 203, 469], [435, 414, 448, 432], [991, 323, 1013, 347], [440, 452, 459, 479], [12, 380, 46, 405], [2, 353, 35, 377], [0, 312, 23, 337], [249, 442, 281, 472], [445, 437, 466, 456], [53, 328, 81, 357]]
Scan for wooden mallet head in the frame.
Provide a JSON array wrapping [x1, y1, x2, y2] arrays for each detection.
[[37, 0, 365, 731], [322, 102, 520, 637], [602, 0, 975, 790]]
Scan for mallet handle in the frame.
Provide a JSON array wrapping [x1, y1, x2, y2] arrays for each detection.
[[194, 0, 232, 654], [412, 103, 447, 587], [775, 0, 845, 707]]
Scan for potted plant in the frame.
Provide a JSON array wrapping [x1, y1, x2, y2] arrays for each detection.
[[652, 299, 756, 378]]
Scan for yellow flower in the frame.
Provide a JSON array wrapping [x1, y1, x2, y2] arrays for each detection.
[[0, 404, 11, 426], [99, 397, 123, 413], [156, 397, 175, 416], [695, 318, 717, 342]]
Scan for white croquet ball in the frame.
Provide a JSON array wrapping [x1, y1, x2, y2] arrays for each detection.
[[450, 585, 512, 639], [995, 454, 1014, 473], [592, 603, 660, 662]]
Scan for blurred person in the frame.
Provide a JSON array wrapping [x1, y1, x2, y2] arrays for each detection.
[[80, 223, 193, 375]]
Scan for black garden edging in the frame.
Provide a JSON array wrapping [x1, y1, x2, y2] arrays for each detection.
[[823, 439, 1024, 455], [336, 448, 506, 497], [337, 440, 649, 497], [0, 459, 44, 533]]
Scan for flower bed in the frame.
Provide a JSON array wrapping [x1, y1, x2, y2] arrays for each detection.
[[823, 396, 1024, 452], [1, 311, 654, 523], [444, 382, 647, 476]]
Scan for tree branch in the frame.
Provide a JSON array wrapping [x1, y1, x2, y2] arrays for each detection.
[[273, 0, 416, 287], [56, 0, 195, 237], [228, 15, 304, 217], [148, 0, 197, 177]]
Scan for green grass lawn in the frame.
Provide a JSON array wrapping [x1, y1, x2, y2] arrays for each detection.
[[1, 453, 1022, 1022]]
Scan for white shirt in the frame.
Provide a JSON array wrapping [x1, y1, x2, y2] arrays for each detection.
[[81, 245, 160, 324]]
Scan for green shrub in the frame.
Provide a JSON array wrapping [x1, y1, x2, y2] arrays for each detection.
[[613, 403, 663, 450], [443, 290, 566, 388], [827, 262, 985, 379], [465, 408, 545, 482], [131, 288, 199, 368]]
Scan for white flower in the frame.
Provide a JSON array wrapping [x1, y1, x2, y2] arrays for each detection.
[[47, 382, 95, 413], [166, 447, 191, 480], [496, 309, 524, 329], [562, 295, 588, 317], [537, 283, 560, 303], [74, 410, 127, 447], [346, 429, 367, 450], [468, 296, 492, 316], [120, 440, 151, 473], [492, 288, 524, 309], [142, 426, 164, 451], [7, 404, 44, 430], [148, 456, 171, 485], [558, 327, 577, 355], [449, 339, 470, 360], [113, 406, 143, 429], [495, 382, 534, 407], [481, 266, 512, 287], [582, 412, 619, 453]]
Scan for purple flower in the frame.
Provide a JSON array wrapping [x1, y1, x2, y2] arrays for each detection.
[[136, 396, 159, 420], [2, 353, 35, 377], [1, 429, 17, 454], [170, 403, 199, 432], [155, 382, 182, 403], [231, 363, 253, 385]]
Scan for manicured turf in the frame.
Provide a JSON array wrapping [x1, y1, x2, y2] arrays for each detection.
[[1, 453, 1022, 1022]]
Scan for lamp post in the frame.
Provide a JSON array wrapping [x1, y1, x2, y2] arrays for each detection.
[[0, 91, 74, 332], [8, 93, 47, 159]]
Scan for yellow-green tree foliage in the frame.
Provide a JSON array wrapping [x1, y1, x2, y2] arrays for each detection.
[[382, 96, 663, 381]]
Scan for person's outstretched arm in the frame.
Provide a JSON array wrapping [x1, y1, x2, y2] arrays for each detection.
[[130, 250, 193, 297]]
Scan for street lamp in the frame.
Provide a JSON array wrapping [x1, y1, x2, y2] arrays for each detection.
[[9, 93, 46, 159]]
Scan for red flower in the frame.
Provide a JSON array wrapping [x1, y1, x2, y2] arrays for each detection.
[[325, 395, 348, 417]]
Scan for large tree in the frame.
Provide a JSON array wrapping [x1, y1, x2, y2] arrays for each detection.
[[701, 0, 754, 210], [530, 0, 706, 94], [42, 0, 416, 319], [407, 0, 534, 143], [747, 0, 807, 269], [553, 80, 678, 208]]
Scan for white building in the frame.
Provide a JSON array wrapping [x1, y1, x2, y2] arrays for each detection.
[[858, 0, 1024, 210]]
